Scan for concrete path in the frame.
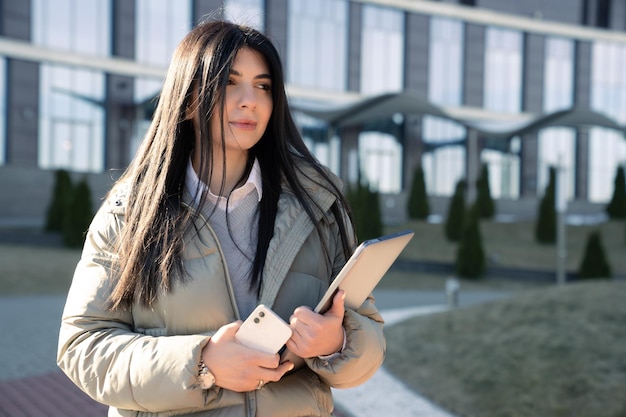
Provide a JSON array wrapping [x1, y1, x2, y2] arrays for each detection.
[[332, 305, 454, 417]]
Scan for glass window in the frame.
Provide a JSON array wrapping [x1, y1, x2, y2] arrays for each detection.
[[358, 132, 402, 193], [225, 0, 264, 31], [424, 17, 466, 196], [287, 0, 348, 91], [134, 0, 191, 101], [484, 27, 523, 113], [421, 118, 467, 196], [0, 58, 5, 165], [358, 5, 404, 193], [482, 142, 520, 200], [589, 41, 626, 203], [544, 38, 575, 112], [32, 0, 110, 173], [37, 66, 107, 172], [360, 5, 404, 95], [481, 26, 523, 200], [133, 0, 192, 157], [428, 17, 463, 106], [538, 37, 576, 201], [33, 0, 110, 56]]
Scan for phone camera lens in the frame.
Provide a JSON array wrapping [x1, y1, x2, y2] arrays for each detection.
[[259, 311, 265, 318], [254, 318, 260, 323]]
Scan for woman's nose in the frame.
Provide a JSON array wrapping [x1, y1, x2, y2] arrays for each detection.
[[237, 84, 257, 109]]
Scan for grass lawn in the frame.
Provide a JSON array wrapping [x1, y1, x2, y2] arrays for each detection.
[[385, 219, 626, 276], [0, 243, 80, 294], [384, 280, 626, 417], [377, 219, 626, 417]]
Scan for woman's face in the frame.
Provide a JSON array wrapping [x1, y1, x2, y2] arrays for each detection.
[[210, 46, 273, 159]]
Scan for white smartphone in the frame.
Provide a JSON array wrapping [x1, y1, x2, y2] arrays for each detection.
[[235, 304, 293, 354]]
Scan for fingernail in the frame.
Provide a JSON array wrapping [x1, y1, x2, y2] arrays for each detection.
[[289, 363, 294, 371]]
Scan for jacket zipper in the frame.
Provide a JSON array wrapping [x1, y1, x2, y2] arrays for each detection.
[[183, 202, 257, 416], [181, 201, 241, 320]]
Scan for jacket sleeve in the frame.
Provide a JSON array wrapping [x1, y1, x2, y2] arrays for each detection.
[[304, 207, 386, 389], [56, 202, 213, 413], [305, 297, 385, 389]]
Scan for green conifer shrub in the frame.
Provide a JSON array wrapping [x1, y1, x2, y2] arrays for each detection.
[[455, 203, 485, 279], [535, 166, 557, 244], [45, 169, 73, 232], [346, 181, 383, 243], [476, 164, 495, 219], [606, 166, 626, 219], [62, 177, 94, 248], [444, 180, 466, 242], [578, 231, 612, 280], [407, 164, 430, 220]]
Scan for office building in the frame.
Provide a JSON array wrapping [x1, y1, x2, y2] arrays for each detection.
[[0, 0, 625, 226]]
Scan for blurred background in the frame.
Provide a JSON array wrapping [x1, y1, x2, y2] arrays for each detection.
[[0, 0, 624, 229]]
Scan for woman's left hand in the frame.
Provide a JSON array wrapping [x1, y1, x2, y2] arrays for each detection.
[[286, 290, 345, 358]]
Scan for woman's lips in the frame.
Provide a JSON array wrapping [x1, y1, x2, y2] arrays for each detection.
[[230, 120, 257, 130]]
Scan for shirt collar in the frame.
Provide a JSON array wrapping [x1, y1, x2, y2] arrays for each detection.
[[185, 157, 263, 210]]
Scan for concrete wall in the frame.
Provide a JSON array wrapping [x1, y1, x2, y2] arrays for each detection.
[[477, 0, 584, 24], [2, 1, 39, 167], [0, 166, 118, 228], [462, 24, 484, 108], [264, 0, 289, 67], [346, 2, 362, 93]]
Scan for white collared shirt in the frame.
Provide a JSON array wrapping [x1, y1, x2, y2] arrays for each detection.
[[185, 158, 263, 211]]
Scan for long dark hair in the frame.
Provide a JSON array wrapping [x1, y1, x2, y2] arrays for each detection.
[[108, 20, 354, 310]]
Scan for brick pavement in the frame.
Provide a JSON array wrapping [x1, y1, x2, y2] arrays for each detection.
[[0, 371, 351, 417], [0, 371, 107, 417]]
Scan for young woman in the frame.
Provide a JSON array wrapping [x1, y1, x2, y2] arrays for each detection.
[[57, 20, 385, 417]]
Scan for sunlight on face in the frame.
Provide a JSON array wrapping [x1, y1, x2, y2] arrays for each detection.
[[211, 47, 273, 161]]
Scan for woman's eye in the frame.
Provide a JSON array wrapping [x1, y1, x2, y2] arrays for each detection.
[[257, 83, 271, 91]]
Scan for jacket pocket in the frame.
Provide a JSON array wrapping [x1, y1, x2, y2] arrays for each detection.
[[256, 369, 333, 417]]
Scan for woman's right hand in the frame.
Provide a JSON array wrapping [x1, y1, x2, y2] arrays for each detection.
[[201, 321, 294, 392]]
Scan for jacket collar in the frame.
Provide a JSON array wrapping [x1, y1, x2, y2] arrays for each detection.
[[260, 165, 342, 306]]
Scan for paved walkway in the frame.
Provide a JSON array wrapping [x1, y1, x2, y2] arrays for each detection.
[[0, 289, 511, 416]]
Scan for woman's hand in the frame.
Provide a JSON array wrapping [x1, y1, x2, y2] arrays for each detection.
[[201, 321, 294, 392], [286, 290, 346, 358]]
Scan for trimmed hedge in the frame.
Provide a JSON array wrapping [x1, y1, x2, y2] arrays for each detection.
[[45, 170, 94, 248], [476, 164, 495, 219], [45, 169, 73, 232], [62, 176, 93, 248], [606, 166, 626, 219], [407, 164, 430, 220], [444, 180, 466, 242], [455, 203, 485, 279], [578, 231, 612, 280], [535, 166, 557, 244], [346, 182, 383, 243]]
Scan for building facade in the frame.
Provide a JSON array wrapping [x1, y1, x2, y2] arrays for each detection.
[[0, 0, 625, 226]]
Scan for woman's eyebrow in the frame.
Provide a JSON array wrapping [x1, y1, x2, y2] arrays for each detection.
[[230, 69, 271, 79]]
